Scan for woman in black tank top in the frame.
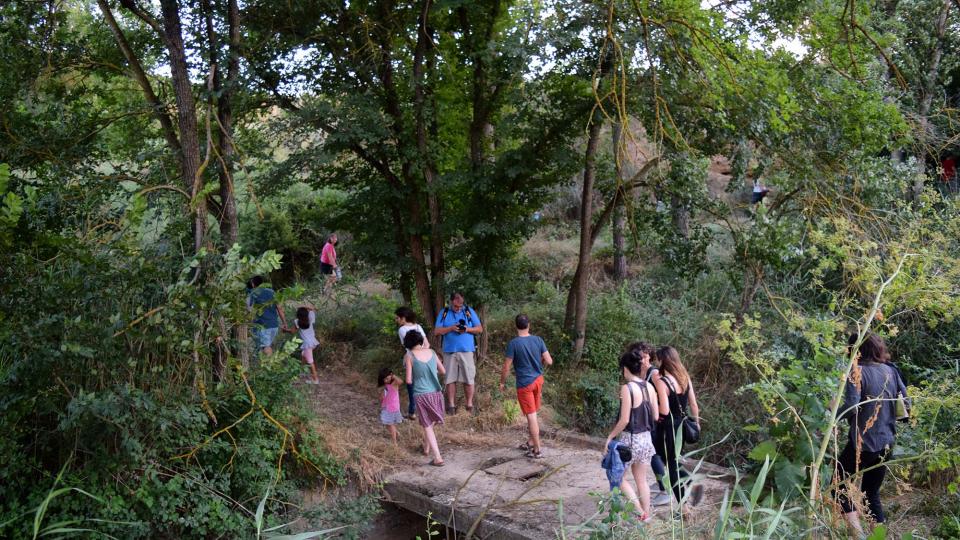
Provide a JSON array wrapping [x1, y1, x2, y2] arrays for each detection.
[[653, 346, 704, 516], [603, 348, 661, 522]]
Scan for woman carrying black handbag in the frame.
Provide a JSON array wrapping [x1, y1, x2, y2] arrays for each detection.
[[653, 346, 704, 517]]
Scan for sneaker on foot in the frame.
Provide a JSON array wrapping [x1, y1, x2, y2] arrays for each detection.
[[651, 491, 672, 507]]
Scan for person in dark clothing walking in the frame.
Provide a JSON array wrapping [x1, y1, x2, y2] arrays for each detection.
[[653, 346, 703, 517], [626, 341, 672, 507], [835, 333, 907, 536]]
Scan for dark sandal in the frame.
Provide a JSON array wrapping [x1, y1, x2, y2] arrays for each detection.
[[518, 442, 533, 451], [465, 405, 474, 413], [690, 484, 704, 507], [525, 449, 543, 459], [445, 405, 456, 415], [428, 459, 445, 467]]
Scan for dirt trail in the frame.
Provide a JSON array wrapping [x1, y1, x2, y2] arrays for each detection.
[[300, 370, 734, 538]]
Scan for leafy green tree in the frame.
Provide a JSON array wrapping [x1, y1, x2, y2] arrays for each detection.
[[242, 0, 586, 329]]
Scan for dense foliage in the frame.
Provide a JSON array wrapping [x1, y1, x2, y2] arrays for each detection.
[[2, 0, 960, 537]]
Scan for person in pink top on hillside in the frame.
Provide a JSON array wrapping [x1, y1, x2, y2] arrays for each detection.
[[378, 367, 404, 443], [320, 233, 340, 295]]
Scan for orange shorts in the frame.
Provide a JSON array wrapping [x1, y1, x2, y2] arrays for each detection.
[[516, 375, 544, 415]]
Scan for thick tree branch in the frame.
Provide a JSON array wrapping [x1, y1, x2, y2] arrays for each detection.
[[117, 0, 165, 38], [98, 0, 181, 153]]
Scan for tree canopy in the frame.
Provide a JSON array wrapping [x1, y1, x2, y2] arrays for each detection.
[[2, 0, 960, 537]]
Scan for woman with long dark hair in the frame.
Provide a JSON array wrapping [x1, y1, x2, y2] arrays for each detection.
[[604, 348, 663, 522], [653, 346, 703, 516], [404, 330, 447, 466], [835, 333, 907, 535]]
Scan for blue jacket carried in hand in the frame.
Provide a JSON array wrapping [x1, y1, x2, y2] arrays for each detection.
[[601, 439, 626, 491]]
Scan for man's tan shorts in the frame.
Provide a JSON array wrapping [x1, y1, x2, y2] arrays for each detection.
[[444, 351, 476, 385]]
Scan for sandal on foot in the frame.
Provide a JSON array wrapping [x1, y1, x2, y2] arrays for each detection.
[[525, 448, 543, 459], [445, 405, 457, 415], [465, 405, 474, 413], [518, 441, 533, 451], [428, 459, 445, 467]]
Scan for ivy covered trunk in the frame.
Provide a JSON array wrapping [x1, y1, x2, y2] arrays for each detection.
[[566, 116, 603, 358], [612, 122, 627, 282]]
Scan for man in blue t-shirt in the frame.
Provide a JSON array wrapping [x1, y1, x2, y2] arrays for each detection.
[[246, 275, 286, 356], [499, 314, 553, 458], [434, 292, 483, 414]]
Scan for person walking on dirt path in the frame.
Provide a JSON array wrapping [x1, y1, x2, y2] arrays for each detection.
[[285, 304, 320, 384], [247, 275, 286, 357], [626, 341, 672, 507], [499, 314, 553, 459], [433, 292, 482, 415], [319, 233, 340, 296], [378, 368, 404, 444], [404, 330, 446, 466], [396, 306, 429, 420], [834, 333, 907, 537], [604, 348, 660, 523], [653, 346, 704, 517]]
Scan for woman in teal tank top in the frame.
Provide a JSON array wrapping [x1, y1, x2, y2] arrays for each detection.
[[404, 331, 446, 466]]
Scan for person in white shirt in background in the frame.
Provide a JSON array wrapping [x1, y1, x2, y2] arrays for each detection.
[[286, 304, 320, 384], [752, 179, 770, 205], [395, 306, 429, 420]]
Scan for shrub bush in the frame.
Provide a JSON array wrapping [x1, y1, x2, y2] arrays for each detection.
[[554, 369, 619, 435], [0, 226, 343, 537]]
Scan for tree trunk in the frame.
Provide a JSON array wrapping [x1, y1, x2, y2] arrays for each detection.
[[734, 264, 763, 329], [413, 0, 444, 314], [375, 2, 436, 322], [671, 193, 690, 240], [409, 231, 435, 324], [566, 116, 604, 358], [159, 0, 205, 252], [478, 303, 489, 362], [399, 272, 414, 306], [98, 0, 181, 155], [612, 122, 627, 282], [913, 0, 950, 198], [216, 0, 241, 247], [200, 0, 241, 379]]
